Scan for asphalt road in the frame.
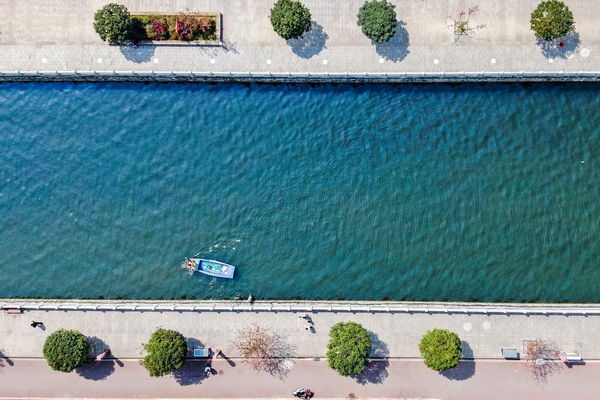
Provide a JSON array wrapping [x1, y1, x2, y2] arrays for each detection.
[[0, 357, 597, 400]]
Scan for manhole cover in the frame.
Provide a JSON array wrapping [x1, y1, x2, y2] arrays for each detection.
[[581, 48, 590, 58]]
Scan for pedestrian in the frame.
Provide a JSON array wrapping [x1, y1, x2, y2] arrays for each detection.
[[205, 365, 212, 376], [558, 41, 564, 48], [30, 321, 43, 328], [299, 313, 309, 319]]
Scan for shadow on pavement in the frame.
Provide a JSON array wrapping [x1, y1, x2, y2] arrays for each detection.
[[173, 361, 208, 386], [354, 360, 389, 384], [76, 360, 116, 381], [219, 351, 236, 367], [565, 360, 586, 369], [287, 21, 328, 59], [369, 332, 389, 358], [536, 31, 580, 59], [375, 21, 410, 62], [120, 44, 156, 63], [0, 349, 14, 367], [87, 336, 109, 356], [440, 342, 476, 381]]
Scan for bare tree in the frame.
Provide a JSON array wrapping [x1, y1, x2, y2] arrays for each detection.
[[523, 339, 563, 384], [229, 324, 296, 379]]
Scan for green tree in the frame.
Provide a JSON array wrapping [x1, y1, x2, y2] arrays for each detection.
[[140, 328, 187, 377], [357, 0, 397, 44], [326, 322, 371, 376], [42, 329, 91, 373], [419, 329, 462, 371], [93, 3, 134, 45], [269, 0, 312, 40], [530, 0, 575, 41]]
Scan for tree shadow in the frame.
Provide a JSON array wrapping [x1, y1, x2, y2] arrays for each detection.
[[119, 44, 156, 63], [536, 31, 580, 59], [287, 21, 328, 59], [76, 360, 116, 381], [354, 332, 389, 384], [369, 332, 389, 358], [186, 337, 208, 358], [267, 332, 297, 380], [221, 39, 239, 54], [172, 361, 207, 386], [354, 360, 389, 384], [440, 342, 475, 381], [76, 336, 115, 380], [375, 21, 409, 62]]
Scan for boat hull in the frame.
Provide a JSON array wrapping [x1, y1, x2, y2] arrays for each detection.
[[188, 258, 235, 279]]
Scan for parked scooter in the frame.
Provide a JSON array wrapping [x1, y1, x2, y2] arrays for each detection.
[[292, 388, 314, 398]]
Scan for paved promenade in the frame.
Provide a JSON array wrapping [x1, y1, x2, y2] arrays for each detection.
[[2, 300, 600, 399], [0, 0, 598, 78]]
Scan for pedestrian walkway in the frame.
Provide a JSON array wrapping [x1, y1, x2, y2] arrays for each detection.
[[1, 300, 598, 360], [0, 0, 597, 77], [2, 300, 600, 399]]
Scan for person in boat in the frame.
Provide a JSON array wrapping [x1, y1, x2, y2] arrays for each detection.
[[188, 259, 196, 269]]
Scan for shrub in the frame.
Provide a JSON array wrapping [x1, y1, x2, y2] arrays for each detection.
[[270, 0, 312, 40], [43, 329, 90, 373], [140, 328, 187, 377], [419, 329, 462, 371], [530, 0, 575, 41], [93, 3, 134, 45], [326, 322, 371, 376], [357, 0, 397, 44], [130, 13, 216, 42]]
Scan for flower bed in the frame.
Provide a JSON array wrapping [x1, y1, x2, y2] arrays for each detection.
[[130, 12, 220, 45]]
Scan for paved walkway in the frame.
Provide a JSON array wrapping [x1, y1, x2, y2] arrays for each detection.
[[1, 300, 598, 360], [2, 300, 600, 399], [0, 0, 598, 75]]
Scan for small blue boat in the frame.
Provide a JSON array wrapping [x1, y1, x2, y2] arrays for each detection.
[[186, 258, 236, 279]]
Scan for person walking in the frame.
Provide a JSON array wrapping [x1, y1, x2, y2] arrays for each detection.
[[30, 321, 43, 328]]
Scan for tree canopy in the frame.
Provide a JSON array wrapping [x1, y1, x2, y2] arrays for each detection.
[[326, 321, 372, 376], [43, 329, 90, 373], [93, 3, 134, 45], [140, 328, 187, 377], [530, 0, 575, 41], [357, 0, 397, 44], [270, 0, 312, 40], [419, 329, 462, 371]]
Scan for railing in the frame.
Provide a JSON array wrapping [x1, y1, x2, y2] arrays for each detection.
[[3, 300, 600, 315]]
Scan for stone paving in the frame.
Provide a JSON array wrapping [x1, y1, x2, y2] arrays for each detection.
[[0, 0, 598, 75], [1, 300, 598, 360]]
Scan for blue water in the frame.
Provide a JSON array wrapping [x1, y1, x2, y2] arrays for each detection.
[[1, 82, 599, 302]]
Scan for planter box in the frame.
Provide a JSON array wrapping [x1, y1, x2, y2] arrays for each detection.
[[131, 12, 222, 46]]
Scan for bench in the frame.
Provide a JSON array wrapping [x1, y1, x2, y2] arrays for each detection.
[[502, 348, 519, 359], [5, 308, 22, 314], [194, 348, 210, 358]]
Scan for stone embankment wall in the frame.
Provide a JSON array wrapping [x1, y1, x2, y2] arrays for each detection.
[[1, 71, 600, 84]]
